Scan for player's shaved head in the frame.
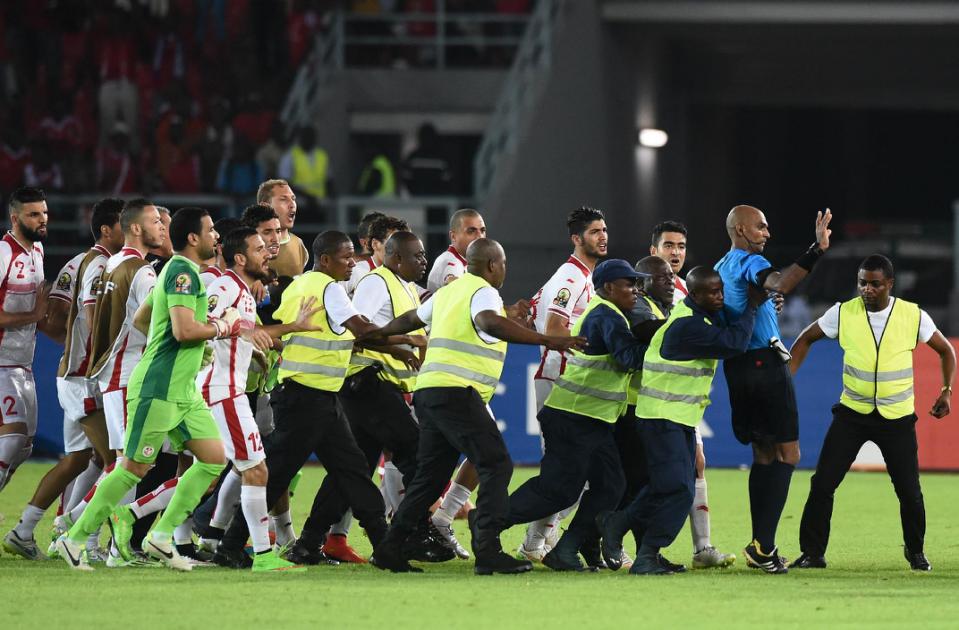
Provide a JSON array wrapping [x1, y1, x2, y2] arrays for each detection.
[[466, 237, 503, 269], [384, 230, 421, 257], [635, 255, 670, 276], [312, 230, 352, 258], [450, 208, 481, 232]]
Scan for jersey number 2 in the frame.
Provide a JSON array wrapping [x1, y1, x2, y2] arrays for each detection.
[[2, 396, 17, 417]]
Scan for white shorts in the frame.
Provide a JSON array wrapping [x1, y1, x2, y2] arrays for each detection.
[[103, 387, 128, 451], [0, 366, 38, 436], [211, 395, 265, 471], [57, 377, 102, 423]]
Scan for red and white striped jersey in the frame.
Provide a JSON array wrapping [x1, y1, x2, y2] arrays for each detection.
[[672, 275, 688, 305], [92, 248, 156, 393], [61, 244, 110, 378], [426, 246, 466, 294], [197, 269, 257, 404], [0, 232, 45, 367], [50, 253, 83, 304], [529, 255, 593, 382], [200, 265, 223, 288]]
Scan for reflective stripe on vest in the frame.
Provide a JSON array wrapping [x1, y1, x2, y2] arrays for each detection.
[[277, 271, 354, 392], [634, 300, 718, 427], [349, 266, 425, 392], [838, 297, 920, 420], [413, 273, 507, 402], [544, 295, 633, 423], [291, 146, 329, 199], [627, 295, 668, 406]]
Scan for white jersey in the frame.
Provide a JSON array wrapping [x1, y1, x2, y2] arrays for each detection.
[[0, 232, 45, 367], [426, 246, 466, 294], [341, 256, 377, 297], [673, 275, 688, 306], [200, 265, 224, 288], [529, 255, 593, 381], [62, 245, 110, 378], [49, 253, 83, 305], [198, 269, 257, 404], [94, 248, 157, 392]]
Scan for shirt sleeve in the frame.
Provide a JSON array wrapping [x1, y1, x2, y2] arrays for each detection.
[[352, 274, 390, 320], [661, 306, 757, 361], [164, 264, 202, 309], [541, 271, 581, 322], [323, 282, 360, 327], [470, 286, 504, 320], [416, 297, 434, 324], [817, 303, 842, 339], [592, 306, 647, 371], [131, 266, 157, 308], [49, 260, 76, 302], [206, 279, 238, 319], [919, 309, 938, 343], [742, 254, 773, 285], [80, 258, 106, 305]]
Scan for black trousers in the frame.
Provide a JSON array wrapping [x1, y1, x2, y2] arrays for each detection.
[[300, 369, 420, 544], [799, 404, 925, 556], [622, 419, 697, 550], [507, 406, 625, 541], [614, 407, 650, 545], [220, 380, 387, 550], [390, 387, 512, 535]]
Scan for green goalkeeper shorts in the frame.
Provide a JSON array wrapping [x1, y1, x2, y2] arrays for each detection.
[[124, 394, 220, 464]]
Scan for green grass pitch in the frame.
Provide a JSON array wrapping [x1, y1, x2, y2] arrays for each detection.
[[2, 462, 959, 629]]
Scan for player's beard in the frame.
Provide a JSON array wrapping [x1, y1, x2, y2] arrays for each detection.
[[20, 224, 47, 243], [245, 259, 270, 282]]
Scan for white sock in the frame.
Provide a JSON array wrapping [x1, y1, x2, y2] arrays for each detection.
[[68, 460, 102, 512], [13, 504, 46, 539], [381, 461, 405, 517], [130, 478, 178, 519], [60, 478, 76, 517], [87, 527, 101, 551], [120, 486, 136, 506], [68, 465, 112, 522], [432, 481, 472, 527], [331, 509, 352, 536], [241, 485, 270, 553], [524, 515, 552, 549], [0, 433, 27, 492], [271, 510, 295, 547], [174, 518, 194, 545], [690, 477, 711, 552], [209, 469, 242, 530]]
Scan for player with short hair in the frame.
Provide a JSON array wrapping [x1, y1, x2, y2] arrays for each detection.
[[517, 206, 606, 562], [3, 199, 124, 559], [425, 208, 486, 293], [0, 187, 51, 497], [343, 215, 409, 297], [56, 207, 242, 571], [650, 221, 689, 304], [257, 179, 309, 277]]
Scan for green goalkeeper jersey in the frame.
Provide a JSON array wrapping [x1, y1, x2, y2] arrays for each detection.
[[127, 254, 208, 402]]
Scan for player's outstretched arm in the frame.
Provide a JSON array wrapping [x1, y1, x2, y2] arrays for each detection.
[[788, 321, 826, 375], [170, 305, 222, 342], [762, 209, 833, 295], [927, 331, 956, 419], [473, 310, 586, 352]]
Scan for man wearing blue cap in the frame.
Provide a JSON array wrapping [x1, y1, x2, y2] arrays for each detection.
[[597, 266, 766, 575], [505, 259, 650, 571]]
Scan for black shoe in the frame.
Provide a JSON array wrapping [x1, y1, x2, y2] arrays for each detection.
[[212, 545, 253, 569], [405, 525, 456, 563], [371, 535, 423, 573], [475, 551, 533, 576], [285, 540, 340, 566], [657, 554, 686, 573], [579, 537, 607, 570], [595, 510, 628, 571], [790, 553, 827, 569], [543, 547, 593, 572], [629, 553, 674, 575], [904, 548, 931, 571], [176, 542, 214, 564], [742, 541, 788, 574]]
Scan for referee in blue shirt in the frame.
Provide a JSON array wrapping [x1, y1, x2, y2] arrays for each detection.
[[715, 204, 832, 574]]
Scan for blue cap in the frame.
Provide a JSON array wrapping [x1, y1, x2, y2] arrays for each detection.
[[592, 259, 649, 287]]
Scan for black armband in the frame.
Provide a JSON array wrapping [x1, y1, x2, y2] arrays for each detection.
[[794, 243, 824, 272]]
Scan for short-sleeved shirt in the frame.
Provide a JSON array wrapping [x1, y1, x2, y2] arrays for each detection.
[[352, 268, 415, 326], [672, 276, 688, 305], [715, 248, 779, 350], [426, 246, 466, 294], [198, 269, 257, 404], [416, 285, 503, 344], [529, 255, 593, 381], [50, 253, 82, 304], [62, 245, 110, 377], [341, 256, 376, 297], [273, 274, 360, 335], [0, 232, 44, 366], [127, 254, 207, 402], [818, 297, 937, 343]]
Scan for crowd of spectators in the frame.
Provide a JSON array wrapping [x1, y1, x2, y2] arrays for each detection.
[[0, 0, 330, 197]]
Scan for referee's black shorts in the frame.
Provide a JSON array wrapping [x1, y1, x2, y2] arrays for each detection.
[[723, 347, 799, 445]]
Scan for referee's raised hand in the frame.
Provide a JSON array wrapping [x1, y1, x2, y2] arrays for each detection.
[[815, 208, 833, 251]]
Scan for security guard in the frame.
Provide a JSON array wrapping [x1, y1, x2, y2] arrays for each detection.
[[506, 260, 649, 571], [357, 153, 397, 198], [789, 255, 955, 571], [212, 230, 405, 567], [598, 267, 764, 575], [370, 238, 584, 575]]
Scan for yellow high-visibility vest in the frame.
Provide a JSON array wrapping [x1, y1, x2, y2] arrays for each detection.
[[414, 273, 506, 403], [545, 295, 633, 423], [276, 271, 354, 392], [291, 145, 329, 199], [626, 295, 667, 407], [839, 297, 920, 419]]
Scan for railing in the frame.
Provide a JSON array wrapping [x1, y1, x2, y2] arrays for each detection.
[[473, 0, 565, 200], [281, 11, 344, 131]]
